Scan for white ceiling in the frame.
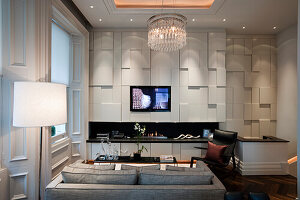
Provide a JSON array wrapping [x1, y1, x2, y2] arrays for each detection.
[[73, 0, 298, 34]]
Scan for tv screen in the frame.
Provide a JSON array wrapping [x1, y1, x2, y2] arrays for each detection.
[[130, 86, 171, 112]]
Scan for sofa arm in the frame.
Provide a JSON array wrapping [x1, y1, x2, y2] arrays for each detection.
[[46, 174, 63, 189]]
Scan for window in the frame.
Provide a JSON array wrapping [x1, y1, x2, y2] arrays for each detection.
[[51, 22, 70, 136]]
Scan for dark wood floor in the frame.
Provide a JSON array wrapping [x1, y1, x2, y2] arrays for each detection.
[[211, 167, 297, 200]]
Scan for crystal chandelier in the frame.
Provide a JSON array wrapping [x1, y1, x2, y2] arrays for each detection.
[[147, 13, 187, 52]]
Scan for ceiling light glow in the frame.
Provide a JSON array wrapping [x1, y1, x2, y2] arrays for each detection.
[[222, 18, 226, 22], [99, 19, 102, 22], [273, 26, 277, 30], [130, 19, 133, 21], [192, 19, 195, 22], [242, 26, 246, 29], [89, 5, 94, 8]]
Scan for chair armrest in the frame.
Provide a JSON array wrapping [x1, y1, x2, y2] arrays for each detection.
[[194, 147, 208, 150]]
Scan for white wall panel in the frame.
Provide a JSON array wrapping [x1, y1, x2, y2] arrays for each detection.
[[10, 172, 28, 199], [10, 0, 26, 66], [91, 31, 226, 123]]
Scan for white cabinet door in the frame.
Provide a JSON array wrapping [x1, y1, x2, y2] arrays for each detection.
[[120, 143, 151, 157], [180, 143, 203, 160], [91, 143, 120, 160], [151, 143, 172, 157]]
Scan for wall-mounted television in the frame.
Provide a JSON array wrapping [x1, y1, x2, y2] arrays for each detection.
[[130, 86, 171, 112]]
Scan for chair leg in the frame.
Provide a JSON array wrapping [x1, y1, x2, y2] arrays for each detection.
[[190, 157, 195, 168], [232, 156, 236, 171]]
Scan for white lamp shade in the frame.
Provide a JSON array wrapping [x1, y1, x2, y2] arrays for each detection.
[[13, 82, 67, 127]]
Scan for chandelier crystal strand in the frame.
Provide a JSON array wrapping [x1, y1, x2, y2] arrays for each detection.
[[147, 14, 187, 52]]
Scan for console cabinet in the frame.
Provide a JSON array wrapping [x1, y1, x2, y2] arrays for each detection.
[[88, 143, 206, 160]]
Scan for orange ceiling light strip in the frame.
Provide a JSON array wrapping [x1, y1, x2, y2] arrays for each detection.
[[288, 156, 297, 164], [114, 0, 215, 9]]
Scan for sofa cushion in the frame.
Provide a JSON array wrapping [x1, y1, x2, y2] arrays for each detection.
[[139, 169, 214, 185], [166, 165, 205, 172], [121, 164, 160, 172], [69, 162, 115, 170], [204, 141, 228, 164], [62, 166, 137, 185]]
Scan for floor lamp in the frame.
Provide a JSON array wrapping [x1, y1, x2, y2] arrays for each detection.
[[12, 82, 67, 199]]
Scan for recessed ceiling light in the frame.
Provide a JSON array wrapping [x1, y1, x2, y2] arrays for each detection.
[[242, 26, 246, 29], [273, 26, 277, 30], [89, 5, 94, 8], [130, 19, 133, 22], [99, 19, 102, 22], [222, 18, 226, 22], [192, 18, 196, 22]]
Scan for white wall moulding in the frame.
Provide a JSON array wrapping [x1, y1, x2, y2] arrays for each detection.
[[72, 37, 82, 82], [71, 141, 81, 157], [221, 35, 277, 138], [72, 90, 81, 135], [9, 127, 27, 162], [10, 172, 28, 200], [89, 30, 226, 122], [10, 0, 26, 66]]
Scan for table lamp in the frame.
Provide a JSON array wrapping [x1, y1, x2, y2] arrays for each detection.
[[12, 81, 67, 199]]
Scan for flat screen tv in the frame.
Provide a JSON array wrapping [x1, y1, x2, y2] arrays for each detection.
[[130, 86, 171, 112]]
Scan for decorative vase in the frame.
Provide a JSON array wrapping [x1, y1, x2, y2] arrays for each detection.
[[133, 152, 141, 161], [51, 126, 56, 137]]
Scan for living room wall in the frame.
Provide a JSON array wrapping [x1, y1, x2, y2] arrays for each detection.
[[89, 30, 227, 122], [220, 35, 277, 138]]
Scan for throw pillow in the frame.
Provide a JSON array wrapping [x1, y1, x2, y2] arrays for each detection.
[[204, 141, 228, 164], [139, 169, 213, 185], [121, 164, 160, 172], [166, 165, 205, 172], [62, 166, 137, 184], [69, 162, 115, 170]]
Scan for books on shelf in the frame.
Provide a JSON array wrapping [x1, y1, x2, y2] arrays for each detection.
[[160, 155, 174, 162]]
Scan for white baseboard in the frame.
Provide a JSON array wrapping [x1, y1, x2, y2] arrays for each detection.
[[235, 157, 289, 175]]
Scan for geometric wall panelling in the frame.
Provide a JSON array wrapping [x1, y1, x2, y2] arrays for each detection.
[[208, 86, 217, 104], [151, 51, 179, 86], [233, 104, 244, 119], [72, 90, 80, 135], [10, 172, 28, 200], [93, 49, 114, 86], [71, 141, 81, 157], [244, 103, 252, 120], [216, 68, 226, 86], [188, 66, 208, 86], [251, 120, 260, 138], [216, 87, 225, 104], [208, 69, 217, 85], [244, 39, 252, 55], [226, 72, 244, 88], [226, 104, 233, 119], [208, 32, 226, 69], [259, 119, 270, 136], [233, 38, 245, 55], [72, 37, 81, 82], [121, 68, 150, 86], [91, 31, 227, 123], [224, 35, 276, 138], [179, 68, 189, 86], [10, 0, 26, 66], [252, 39, 271, 55], [216, 104, 226, 122], [90, 103, 122, 122], [9, 127, 27, 161], [226, 54, 251, 71], [208, 104, 217, 121]]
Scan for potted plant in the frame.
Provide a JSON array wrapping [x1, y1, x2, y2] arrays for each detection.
[[133, 122, 147, 160]]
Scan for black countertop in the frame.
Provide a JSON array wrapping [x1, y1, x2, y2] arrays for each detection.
[[87, 136, 289, 143]]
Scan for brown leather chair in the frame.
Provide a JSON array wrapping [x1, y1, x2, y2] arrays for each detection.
[[190, 129, 238, 169]]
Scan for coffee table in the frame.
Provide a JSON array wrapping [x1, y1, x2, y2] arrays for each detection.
[[93, 156, 177, 165]]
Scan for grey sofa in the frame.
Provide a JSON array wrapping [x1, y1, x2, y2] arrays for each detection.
[[45, 161, 226, 200]]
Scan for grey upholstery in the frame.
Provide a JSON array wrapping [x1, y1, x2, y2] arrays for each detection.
[[69, 162, 115, 170], [62, 166, 137, 184], [121, 164, 160, 172], [166, 165, 207, 172], [139, 169, 213, 185], [45, 161, 226, 200]]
